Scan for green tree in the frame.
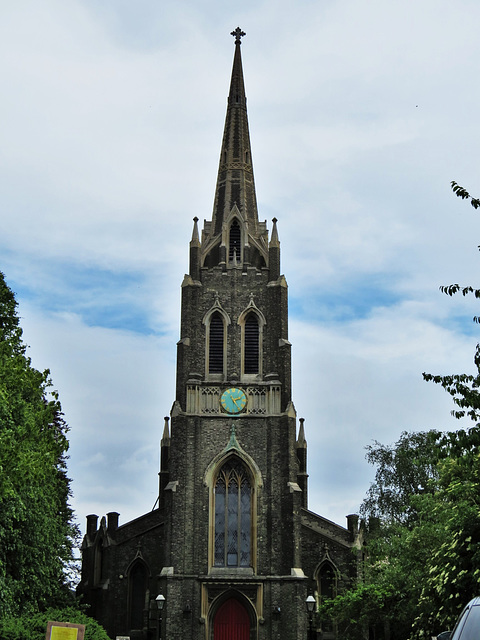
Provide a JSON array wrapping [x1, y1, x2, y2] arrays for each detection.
[[321, 183, 480, 639], [413, 387, 480, 635], [411, 182, 480, 636], [318, 431, 446, 640], [361, 430, 442, 525], [437, 182, 480, 322], [0, 272, 78, 616]]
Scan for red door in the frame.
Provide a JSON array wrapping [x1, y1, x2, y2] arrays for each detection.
[[214, 598, 250, 640]]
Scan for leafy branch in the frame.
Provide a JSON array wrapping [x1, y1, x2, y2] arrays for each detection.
[[439, 183, 480, 322], [451, 181, 480, 209]]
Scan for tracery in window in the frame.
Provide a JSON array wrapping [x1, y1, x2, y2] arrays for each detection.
[[214, 458, 252, 567], [317, 562, 337, 634], [319, 563, 335, 600]]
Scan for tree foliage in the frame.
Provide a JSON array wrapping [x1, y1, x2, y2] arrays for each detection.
[[319, 431, 446, 640], [320, 428, 480, 640], [0, 272, 78, 617], [451, 181, 480, 209], [320, 182, 480, 640], [0, 607, 110, 640], [439, 182, 480, 321], [360, 430, 442, 525], [415, 183, 480, 631]]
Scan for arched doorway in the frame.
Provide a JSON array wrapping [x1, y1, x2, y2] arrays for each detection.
[[214, 598, 250, 640]]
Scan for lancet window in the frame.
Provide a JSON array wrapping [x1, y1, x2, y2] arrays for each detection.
[[214, 458, 252, 567], [244, 313, 259, 374], [229, 219, 241, 263], [128, 561, 148, 631], [94, 538, 105, 586], [208, 311, 224, 374], [319, 562, 336, 599], [317, 562, 337, 634]]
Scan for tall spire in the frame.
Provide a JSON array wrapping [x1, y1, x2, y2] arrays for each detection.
[[210, 28, 258, 235], [228, 28, 247, 109]]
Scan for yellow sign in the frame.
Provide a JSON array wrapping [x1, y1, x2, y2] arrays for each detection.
[[50, 628, 78, 640], [45, 621, 85, 640]]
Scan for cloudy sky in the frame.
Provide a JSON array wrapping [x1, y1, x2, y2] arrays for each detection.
[[2, 0, 480, 536]]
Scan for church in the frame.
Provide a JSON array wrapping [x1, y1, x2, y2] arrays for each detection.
[[78, 29, 362, 640]]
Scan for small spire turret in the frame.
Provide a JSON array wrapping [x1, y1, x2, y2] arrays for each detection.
[[269, 218, 280, 249], [190, 217, 200, 246], [161, 416, 170, 444], [296, 418, 308, 508], [296, 417, 306, 448], [189, 217, 201, 280], [159, 417, 171, 506], [268, 218, 281, 281]]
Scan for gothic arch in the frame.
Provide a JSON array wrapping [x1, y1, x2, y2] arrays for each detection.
[[126, 556, 150, 633], [224, 205, 247, 267], [314, 559, 338, 599], [314, 557, 339, 637], [208, 589, 257, 640], [203, 300, 231, 380], [204, 439, 263, 490], [228, 218, 242, 265], [205, 448, 262, 573], [238, 299, 266, 379]]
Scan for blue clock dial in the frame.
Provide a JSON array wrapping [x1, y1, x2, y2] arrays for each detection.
[[220, 388, 247, 414]]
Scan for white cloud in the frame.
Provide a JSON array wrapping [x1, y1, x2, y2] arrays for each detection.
[[2, 0, 480, 534]]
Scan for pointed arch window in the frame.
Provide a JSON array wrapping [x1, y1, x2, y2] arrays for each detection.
[[229, 219, 241, 263], [214, 458, 252, 567], [204, 305, 230, 381], [244, 313, 259, 374], [94, 538, 105, 586], [209, 311, 224, 374], [128, 561, 148, 631], [317, 562, 337, 634], [319, 563, 336, 599]]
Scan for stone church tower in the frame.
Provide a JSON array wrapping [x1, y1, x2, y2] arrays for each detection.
[[78, 29, 361, 640]]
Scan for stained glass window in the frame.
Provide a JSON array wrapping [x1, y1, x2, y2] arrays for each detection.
[[214, 458, 251, 567]]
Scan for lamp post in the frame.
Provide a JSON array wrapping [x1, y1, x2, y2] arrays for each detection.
[[155, 594, 165, 640], [306, 595, 316, 640]]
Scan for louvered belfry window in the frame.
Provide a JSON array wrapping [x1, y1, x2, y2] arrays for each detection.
[[244, 313, 259, 374], [229, 219, 241, 263], [214, 458, 251, 567], [209, 312, 224, 373]]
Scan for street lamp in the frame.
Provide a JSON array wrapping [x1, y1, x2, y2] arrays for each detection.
[[155, 594, 165, 640], [305, 595, 316, 640]]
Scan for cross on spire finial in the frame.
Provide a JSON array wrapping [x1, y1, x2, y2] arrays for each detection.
[[231, 27, 246, 44]]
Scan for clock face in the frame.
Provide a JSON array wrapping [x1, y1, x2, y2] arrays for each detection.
[[220, 388, 247, 414]]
